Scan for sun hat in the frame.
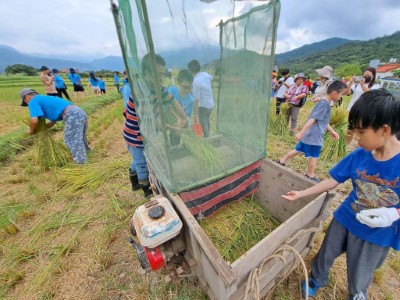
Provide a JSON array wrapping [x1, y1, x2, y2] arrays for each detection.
[[315, 66, 333, 79], [20, 88, 37, 106], [294, 73, 306, 82], [40, 66, 48, 71]]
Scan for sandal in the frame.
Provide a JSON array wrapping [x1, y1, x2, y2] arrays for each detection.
[[276, 159, 285, 167], [304, 174, 321, 183]]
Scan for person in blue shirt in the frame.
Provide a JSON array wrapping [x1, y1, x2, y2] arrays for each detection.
[[52, 69, 71, 101], [67, 68, 86, 101], [88, 72, 101, 97], [282, 89, 400, 299], [114, 72, 120, 94], [98, 76, 106, 94], [20, 88, 90, 164], [167, 69, 194, 145], [121, 77, 131, 109]]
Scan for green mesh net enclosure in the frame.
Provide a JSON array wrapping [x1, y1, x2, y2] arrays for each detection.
[[111, 0, 280, 193]]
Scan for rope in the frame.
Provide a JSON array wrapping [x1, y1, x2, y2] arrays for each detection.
[[243, 221, 323, 300]]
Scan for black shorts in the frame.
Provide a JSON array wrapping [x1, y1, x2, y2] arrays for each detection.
[[101, 89, 106, 94], [73, 84, 85, 92]]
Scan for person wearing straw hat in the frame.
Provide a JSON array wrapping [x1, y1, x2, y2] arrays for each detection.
[[19, 88, 90, 164], [313, 66, 334, 98], [39, 66, 58, 97], [283, 73, 309, 135]]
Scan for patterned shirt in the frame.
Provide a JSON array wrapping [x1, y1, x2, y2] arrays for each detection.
[[123, 96, 143, 148]]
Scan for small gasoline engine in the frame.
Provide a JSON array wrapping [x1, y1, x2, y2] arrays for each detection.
[[128, 197, 186, 272]]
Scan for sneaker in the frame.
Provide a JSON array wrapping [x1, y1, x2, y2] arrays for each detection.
[[301, 277, 321, 298], [305, 174, 321, 183]]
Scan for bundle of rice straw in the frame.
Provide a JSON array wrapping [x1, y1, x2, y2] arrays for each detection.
[[33, 118, 72, 170], [269, 102, 289, 135], [321, 105, 348, 160], [199, 197, 280, 262], [181, 130, 223, 173], [59, 158, 127, 196]]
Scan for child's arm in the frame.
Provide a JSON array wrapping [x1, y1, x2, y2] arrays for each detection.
[[172, 100, 188, 128], [282, 178, 339, 201], [327, 124, 339, 140], [295, 118, 315, 140]]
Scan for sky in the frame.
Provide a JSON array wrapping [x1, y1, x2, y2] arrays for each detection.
[[1, 0, 400, 61]]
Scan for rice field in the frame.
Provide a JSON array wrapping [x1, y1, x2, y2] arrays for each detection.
[[0, 75, 399, 300]]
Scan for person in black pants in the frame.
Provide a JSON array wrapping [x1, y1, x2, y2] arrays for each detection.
[[53, 69, 71, 100]]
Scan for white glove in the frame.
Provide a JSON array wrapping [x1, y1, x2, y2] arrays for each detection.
[[356, 207, 400, 228]]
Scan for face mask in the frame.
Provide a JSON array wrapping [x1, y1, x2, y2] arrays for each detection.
[[363, 76, 372, 83]]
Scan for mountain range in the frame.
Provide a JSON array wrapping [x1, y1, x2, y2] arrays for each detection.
[[1, 31, 399, 74]]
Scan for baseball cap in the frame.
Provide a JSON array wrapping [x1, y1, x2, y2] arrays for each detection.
[[20, 88, 37, 106]]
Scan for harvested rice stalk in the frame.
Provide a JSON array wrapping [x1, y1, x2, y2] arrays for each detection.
[[33, 118, 71, 169], [270, 102, 289, 135], [199, 197, 280, 262], [321, 106, 348, 160], [59, 158, 127, 195], [181, 130, 223, 173]]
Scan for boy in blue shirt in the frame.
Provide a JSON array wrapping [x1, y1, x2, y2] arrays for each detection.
[[282, 89, 400, 299], [114, 72, 120, 94], [98, 76, 106, 94], [278, 81, 347, 182], [20, 88, 90, 164], [52, 69, 71, 100]]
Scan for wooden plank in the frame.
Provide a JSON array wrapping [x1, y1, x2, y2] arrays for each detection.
[[163, 191, 237, 287], [229, 237, 310, 299], [255, 158, 323, 223], [231, 193, 328, 284]]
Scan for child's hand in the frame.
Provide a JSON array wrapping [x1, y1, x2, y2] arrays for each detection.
[[330, 131, 339, 140], [295, 132, 303, 141], [281, 191, 301, 201]]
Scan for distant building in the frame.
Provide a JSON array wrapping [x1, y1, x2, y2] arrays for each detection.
[[369, 59, 380, 68], [375, 64, 400, 79], [380, 77, 400, 99]]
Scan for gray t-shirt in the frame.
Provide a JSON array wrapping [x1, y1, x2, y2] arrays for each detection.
[[301, 99, 331, 146]]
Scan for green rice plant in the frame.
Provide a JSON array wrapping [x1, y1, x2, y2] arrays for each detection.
[[199, 196, 280, 262], [320, 105, 348, 161], [181, 130, 223, 173], [58, 158, 127, 196], [270, 102, 289, 135]]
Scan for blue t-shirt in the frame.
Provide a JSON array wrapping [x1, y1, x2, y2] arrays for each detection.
[[28, 95, 71, 121], [168, 86, 194, 117], [89, 77, 99, 87], [301, 99, 331, 146], [98, 79, 105, 89], [114, 75, 120, 84], [53, 74, 65, 89], [68, 73, 81, 85], [122, 83, 131, 109], [330, 148, 400, 250]]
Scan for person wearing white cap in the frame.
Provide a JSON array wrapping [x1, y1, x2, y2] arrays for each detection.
[[19, 88, 90, 164], [283, 73, 309, 135]]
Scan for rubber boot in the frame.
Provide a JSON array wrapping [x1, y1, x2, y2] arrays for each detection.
[[139, 179, 152, 198], [129, 169, 140, 191]]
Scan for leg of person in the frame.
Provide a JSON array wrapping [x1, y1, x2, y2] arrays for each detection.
[[73, 84, 78, 101], [290, 105, 301, 134], [131, 146, 152, 198], [169, 130, 181, 146], [126, 144, 141, 191], [303, 219, 347, 298], [63, 107, 88, 164], [275, 97, 285, 115], [62, 88, 71, 101], [199, 107, 212, 137], [346, 232, 390, 299], [56, 88, 63, 98], [306, 157, 318, 179], [279, 148, 300, 165]]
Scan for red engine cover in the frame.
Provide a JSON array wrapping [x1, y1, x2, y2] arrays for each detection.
[[145, 247, 165, 271]]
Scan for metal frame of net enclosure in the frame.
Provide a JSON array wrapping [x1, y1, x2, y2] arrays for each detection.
[[111, 0, 280, 193]]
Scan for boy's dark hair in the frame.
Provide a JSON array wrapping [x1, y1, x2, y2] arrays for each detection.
[[327, 80, 346, 94], [348, 89, 400, 134], [141, 53, 166, 76], [188, 60, 201, 73], [281, 69, 290, 75], [177, 69, 193, 83]]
